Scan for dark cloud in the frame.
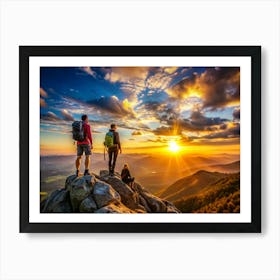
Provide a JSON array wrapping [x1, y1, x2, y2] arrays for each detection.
[[166, 110, 229, 133], [151, 109, 230, 136], [41, 111, 61, 122], [191, 123, 240, 140], [132, 131, 142, 136], [219, 123, 228, 130], [147, 137, 169, 143], [167, 67, 240, 110], [61, 110, 74, 121], [87, 96, 135, 118], [140, 101, 179, 123], [153, 126, 181, 136], [204, 123, 240, 139], [167, 72, 199, 99], [201, 68, 240, 109], [233, 107, 240, 120]]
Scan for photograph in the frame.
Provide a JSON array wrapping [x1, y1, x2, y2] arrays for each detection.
[[40, 65, 241, 214], [19, 45, 260, 232]]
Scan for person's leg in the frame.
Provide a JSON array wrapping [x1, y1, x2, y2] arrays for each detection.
[[108, 150, 113, 174], [85, 155, 90, 172], [84, 145, 91, 175], [111, 149, 119, 174], [75, 145, 83, 176], [75, 156, 82, 175]]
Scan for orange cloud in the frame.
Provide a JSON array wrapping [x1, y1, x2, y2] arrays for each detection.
[[40, 87, 48, 97]]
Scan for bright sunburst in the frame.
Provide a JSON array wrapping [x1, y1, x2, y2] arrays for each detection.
[[168, 141, 180, 153]]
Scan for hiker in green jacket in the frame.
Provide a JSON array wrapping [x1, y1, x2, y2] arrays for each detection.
[[104, 124, 122, 176]]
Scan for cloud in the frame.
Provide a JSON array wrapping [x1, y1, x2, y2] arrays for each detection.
[[164, 67, 178, 74], [166, 68, 240, 110], [203, 122, 240, 139], [87, 96, 136, 118], [40, 98, 47, 107], [166, 72, 199, 99], [146, 137, 169, 143], [61, 109, 74, 121], [233, 107, 240, 120], [41, 111, 61, 122], [201, 68, 240, 109], [138, 101, 179, 124], [188, 122, 240, 141], [40, 87, 48, 97], [105, 67, 149, 83], [145, 70, 174, 92], [186, 110, 228, 128], [80, 67, 97, 78], [131, 131, 142, 136], [153, 126, 181, 136]]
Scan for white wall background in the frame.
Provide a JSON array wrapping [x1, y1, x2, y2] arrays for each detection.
[[0, 0, 279, 279]]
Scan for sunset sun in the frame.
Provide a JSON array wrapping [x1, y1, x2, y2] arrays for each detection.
[[168, 141, 180, 153]]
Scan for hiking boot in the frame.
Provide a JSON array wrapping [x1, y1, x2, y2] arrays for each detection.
[[84, 169, 90, 176], [76, 170, 79, 177]]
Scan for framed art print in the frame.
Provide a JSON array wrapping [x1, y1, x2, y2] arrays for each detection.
[[19, 46, 261, 233]]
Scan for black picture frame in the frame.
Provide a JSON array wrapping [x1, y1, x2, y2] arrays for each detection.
[[20, 46, 261, 233]]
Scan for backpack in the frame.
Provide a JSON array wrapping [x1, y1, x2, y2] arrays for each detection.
[[104, 131, 114, 148], [72, 121, 85, 141]]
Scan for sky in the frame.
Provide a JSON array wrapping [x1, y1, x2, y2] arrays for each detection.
[[40, 66, 240, 155]]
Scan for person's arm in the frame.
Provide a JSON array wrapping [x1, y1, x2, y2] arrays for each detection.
[[127, 170, 131, 178]]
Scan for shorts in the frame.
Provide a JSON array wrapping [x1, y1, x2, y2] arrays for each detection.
[[77, 144, 91, 156]]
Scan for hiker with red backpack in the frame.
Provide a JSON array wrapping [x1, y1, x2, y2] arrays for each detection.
[[104, 124, 122, 176], [72, 114, 93, 176]]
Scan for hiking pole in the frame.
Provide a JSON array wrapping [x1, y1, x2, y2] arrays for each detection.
[[104, 145, 107, 161]]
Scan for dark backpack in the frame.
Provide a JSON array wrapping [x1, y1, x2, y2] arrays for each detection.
[[72, 121, 85, 141]]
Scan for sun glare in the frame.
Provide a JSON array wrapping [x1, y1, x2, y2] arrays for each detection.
[[168, 141, 180, 153]]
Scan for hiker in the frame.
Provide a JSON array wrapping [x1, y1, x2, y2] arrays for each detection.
[[72, 114, 93, 176], [104, 124, 122, 176], [121, 163, 135, 187]]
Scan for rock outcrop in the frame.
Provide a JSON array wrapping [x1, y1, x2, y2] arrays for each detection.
[[41, 170, 181, 214]]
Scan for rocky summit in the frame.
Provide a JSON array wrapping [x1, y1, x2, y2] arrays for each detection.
[[40, 170, 181, 214]]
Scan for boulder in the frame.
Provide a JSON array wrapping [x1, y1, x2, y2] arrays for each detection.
[[140, 191, 167, 212], [69, 175, 96, 211], [79, 196, 98, 212], [139, 194, 152, 213], [163, 200, 181, 213], [65, 174, 77, 191], [93, 180, 121, 208], [133, 182, 167, 212], [41, 172, 181, 214], [42, 189, 72, 213], [99, 170, 109, 178], [99, 170, 140, 210], [95, 202, 134, 213]]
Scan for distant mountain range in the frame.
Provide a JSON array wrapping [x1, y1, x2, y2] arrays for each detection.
[[160, 170, 229, 202], [159, 164, 240, 213], [173, 172, 240, 213]]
